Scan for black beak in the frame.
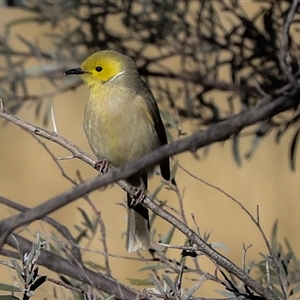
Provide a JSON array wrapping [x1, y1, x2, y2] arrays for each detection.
[[64, 68, 86, 75]]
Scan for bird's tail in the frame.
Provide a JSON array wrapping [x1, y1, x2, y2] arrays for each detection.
[[126, 193, 151, 253]]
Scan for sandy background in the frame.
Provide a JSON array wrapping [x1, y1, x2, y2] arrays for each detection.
[[1, 3, 300, 298]]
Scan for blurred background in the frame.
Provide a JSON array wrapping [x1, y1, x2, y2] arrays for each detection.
[[1, 1, 300, 298]]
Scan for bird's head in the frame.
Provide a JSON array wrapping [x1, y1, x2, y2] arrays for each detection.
[[65, 50, 138, 88]]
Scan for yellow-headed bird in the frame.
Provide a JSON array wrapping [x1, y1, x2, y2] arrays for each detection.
[[65, 50, 171, 252]]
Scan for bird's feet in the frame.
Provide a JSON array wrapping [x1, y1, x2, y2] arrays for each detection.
[[95, 158, 109, 175], [129, 181, 146, 207]]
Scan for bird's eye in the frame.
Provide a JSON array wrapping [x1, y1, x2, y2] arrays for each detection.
[[95, 66, 103, 72]]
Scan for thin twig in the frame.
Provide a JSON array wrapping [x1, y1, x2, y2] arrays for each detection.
[[85, 197, 112, 277], [48, 277, 88, 296], [0, 195, 82, 264], [170, 182, 188, 225], [242, 244, 252, 273]]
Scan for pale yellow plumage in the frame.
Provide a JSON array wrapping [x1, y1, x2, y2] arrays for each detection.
[[65, 50, 171, 252], [84, 85, 158, 168]]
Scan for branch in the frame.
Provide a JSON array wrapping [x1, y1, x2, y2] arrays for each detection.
[[2, 234, 138, 300], [0, 195, 82, 263]]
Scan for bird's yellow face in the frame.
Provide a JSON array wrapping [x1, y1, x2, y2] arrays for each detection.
[[80, 51, 125, 87], [65, 50, 138, 90]]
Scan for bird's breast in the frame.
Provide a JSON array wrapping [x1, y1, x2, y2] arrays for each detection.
[[83, 86, 159, 169]]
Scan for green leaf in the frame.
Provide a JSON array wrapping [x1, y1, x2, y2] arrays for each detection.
[[214, 289, 236, 297], [271, 220, 279, 256], [232, 134, 242, 167], [289, 127, 300, 171], [270, 284, 284, 299], [203, 232, 211, 243], [74, 227, 88, 243], [49, 232, 62, 255], [162, 275, 175, 292], [171, 161, 178, 181], [47, 241, 60, 256], [0, 261, 14, 269], [10, 235, 23, 261], [203, 144, 211, 158], [292, 281, 300, 295], [150, 199, 166, 225], [245, 122, 269, 160], [85, 261, 106, 272], [127, 278, 154, 286], [183, 274, 206, 300], [149, 274, 165, 294], [24, 233, 42, 269], [160, 109, 179, 132], [285, 238, 300, 268], [210, 242, 229, 252], [103, 295, 115, 300], [159, 226, 175, 254], [139, 263, 167, 271], [161, 226, 176, 245], [10, 259, 23, 276], [0, 283, 22, 292], [151, 183, 164, 201], [34, 100, 43, 119], [276, 114, 300, 143], [0, 296, 20, 300], [77, 207, 94, 232], [281, 252, 293, 266]]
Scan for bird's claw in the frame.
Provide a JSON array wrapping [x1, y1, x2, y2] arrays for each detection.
[[95, 158, 109, 175], [129, 184, 146, 207]]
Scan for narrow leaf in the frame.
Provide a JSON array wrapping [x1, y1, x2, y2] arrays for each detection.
[[289, 127, 300, 171], [149, 274, 165, 294], [271, 220, 279, 256], [232, 134, 242, 167], [0, 283, 22, 292], [183, 274, 206, 299], [162, 275, 175, 292], [77, 207, 94, 231], [127, 278, 154, 287]]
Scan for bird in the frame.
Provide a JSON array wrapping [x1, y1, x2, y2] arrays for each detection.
[[65, 50, 171, 252]]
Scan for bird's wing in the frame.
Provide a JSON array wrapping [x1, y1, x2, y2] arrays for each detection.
[[139, 80, 171, 181]]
